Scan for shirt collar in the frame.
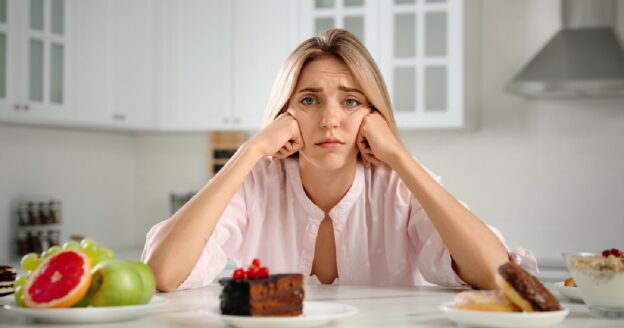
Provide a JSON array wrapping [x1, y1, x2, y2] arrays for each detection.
[[285, 158, 365, 225]]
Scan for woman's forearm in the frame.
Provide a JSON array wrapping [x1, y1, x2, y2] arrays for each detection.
[[145, 142, 264, 292], [388, 150, 508, 290]]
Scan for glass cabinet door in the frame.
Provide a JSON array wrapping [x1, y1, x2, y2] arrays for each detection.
[[301, 0, 377, 57], [300, 0, 465, 128], [27, 0, 65, 107], [381, 0, 450, 117]]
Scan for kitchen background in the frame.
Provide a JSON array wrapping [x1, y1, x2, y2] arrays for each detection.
[[1, 0, 623, 279]]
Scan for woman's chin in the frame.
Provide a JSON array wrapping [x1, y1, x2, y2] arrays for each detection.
[[301, 152, 355, 171]]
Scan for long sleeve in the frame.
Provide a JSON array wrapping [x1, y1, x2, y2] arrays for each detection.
[[141, 184, 248, 290]]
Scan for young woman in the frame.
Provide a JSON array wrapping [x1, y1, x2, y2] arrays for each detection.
[[142, 29, 534, 292]]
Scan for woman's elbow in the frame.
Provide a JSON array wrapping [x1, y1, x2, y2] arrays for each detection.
[[146, 259, 180, 293]]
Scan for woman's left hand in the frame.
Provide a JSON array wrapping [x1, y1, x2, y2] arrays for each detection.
[[356, 111, 405, 167]]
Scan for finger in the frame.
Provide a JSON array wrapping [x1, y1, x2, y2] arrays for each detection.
[[356, 134, 368, 153], [284, 142, 293, 152], [360, 152, 371, 168], [277, 147, 290, 158], [369, 155, 382, 166]]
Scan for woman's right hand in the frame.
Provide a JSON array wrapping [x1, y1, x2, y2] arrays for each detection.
[[249, 111, 304, 159]]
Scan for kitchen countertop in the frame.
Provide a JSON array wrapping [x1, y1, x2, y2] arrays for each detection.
[[1, 283, 622, 327]]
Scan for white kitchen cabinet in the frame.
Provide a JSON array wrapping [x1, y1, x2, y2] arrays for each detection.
[[0, 0, 70, 124], [107, 0, 154, 129], [154, 0, 297, 132], [0, 0, 145, 129], [151, 0, 232, 131], [0, 0, 11, 115], [231, 0, 298, 131], [299, 0, 479, 129]]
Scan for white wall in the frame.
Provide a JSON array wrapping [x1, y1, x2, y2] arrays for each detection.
[[0, 124, 137, 263], [134, 133, 210, 246]]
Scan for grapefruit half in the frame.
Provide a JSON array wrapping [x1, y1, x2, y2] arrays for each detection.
[[23, 249, 92, 308]]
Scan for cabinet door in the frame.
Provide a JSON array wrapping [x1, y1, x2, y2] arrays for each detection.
[[379, 0, 465, 128], [67, 0, 110, 125], [108, 0, 154, 128], [156, 0, 232, 131], [0, 0, 12, 114], [299, 0, 470, 128], [232, 0, 298, 130], [299, 0, 378, 58], [17, 0, 68, 121]]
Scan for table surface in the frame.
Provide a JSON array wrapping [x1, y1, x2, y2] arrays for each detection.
[[1, 283, 622, 327]]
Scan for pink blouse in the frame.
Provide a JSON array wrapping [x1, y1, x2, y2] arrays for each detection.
[[142, 158, 536, 290]]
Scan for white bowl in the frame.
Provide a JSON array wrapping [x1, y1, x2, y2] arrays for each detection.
[[563, 252, 624, 319]]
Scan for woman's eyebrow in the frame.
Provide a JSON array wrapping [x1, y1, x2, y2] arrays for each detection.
[[339, 86, 364, 94], [296, 87, 322, 94]]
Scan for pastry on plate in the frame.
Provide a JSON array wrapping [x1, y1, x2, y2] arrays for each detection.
[[495, 261, 560, 312], [454, 290, 520, 312]]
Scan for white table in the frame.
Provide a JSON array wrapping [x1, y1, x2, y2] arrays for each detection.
[[0, 283, 622, 327]]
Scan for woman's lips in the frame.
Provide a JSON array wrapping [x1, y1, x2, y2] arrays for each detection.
[[316, 142, 344, 149]]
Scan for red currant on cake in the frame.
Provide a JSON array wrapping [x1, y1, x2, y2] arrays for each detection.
[[232, 268, 246, 280], [251, 258, 261, 268], [257, 267, 269, 278], [601, 248, 623, 258]]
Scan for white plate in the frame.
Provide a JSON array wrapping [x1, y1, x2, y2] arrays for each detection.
[[1, 295, 167, 324], [554, 281, 584, 303], [217, 301, 358, 328], [440, 302, 569, 328]]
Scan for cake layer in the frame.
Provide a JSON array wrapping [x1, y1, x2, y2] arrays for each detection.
[[219, 273, 304, 317]]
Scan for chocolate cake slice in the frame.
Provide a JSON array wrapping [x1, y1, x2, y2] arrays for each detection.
[[0, 265, 17, 296], [219, 273, 304, 316]]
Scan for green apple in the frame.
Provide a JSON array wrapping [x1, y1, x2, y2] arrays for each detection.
[[127, 261, 156, 304], [88, 260, 144, 307]]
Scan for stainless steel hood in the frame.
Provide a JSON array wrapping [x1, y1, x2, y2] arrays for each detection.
[[506, 0, 624, 97]]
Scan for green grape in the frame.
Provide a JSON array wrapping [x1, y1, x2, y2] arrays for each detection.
[[97, 247, 115, 263], [14, 274, 30, 289], [14, 285, 24, 307], [20, 253, 41, 271], [42, 245, 62, 259], [80, 238, 100, 254], [62, 240, 80, 250]]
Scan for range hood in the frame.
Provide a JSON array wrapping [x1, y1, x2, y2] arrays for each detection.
[[506, 0, 624, 97]]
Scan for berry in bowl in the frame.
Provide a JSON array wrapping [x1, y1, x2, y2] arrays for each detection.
[[563, 249, 624, 319]]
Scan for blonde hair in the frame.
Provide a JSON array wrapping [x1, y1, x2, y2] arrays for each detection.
[[264, 29, 398, 136]]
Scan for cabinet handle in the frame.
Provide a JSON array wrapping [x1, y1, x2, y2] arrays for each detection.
[[223, 118, 230, 124], [23, 105, 30, 111], [13, 104, 21, 111], [112, 114, 126, 121], [233, 118, 240, 124]]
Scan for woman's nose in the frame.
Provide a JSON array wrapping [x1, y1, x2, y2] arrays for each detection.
[[320, 103, 341, 129]]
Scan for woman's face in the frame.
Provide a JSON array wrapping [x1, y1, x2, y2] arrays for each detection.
[[288, 55, 371, 171]]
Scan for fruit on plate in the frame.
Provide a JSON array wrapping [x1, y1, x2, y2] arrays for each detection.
[[22, 249, 92, 308], [126, 261, 156, 304], [564, 277, 577, 288], [20, 238, 117, 276], [86, 259, 151, 307], [20, 252, 42, 272]]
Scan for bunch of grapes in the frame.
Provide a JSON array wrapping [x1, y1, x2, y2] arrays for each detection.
[[14, 238, 115, 306]]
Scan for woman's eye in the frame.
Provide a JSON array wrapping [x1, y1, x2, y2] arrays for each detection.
[[300, 97, 317, 106], [345, 98, 361, 107]]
